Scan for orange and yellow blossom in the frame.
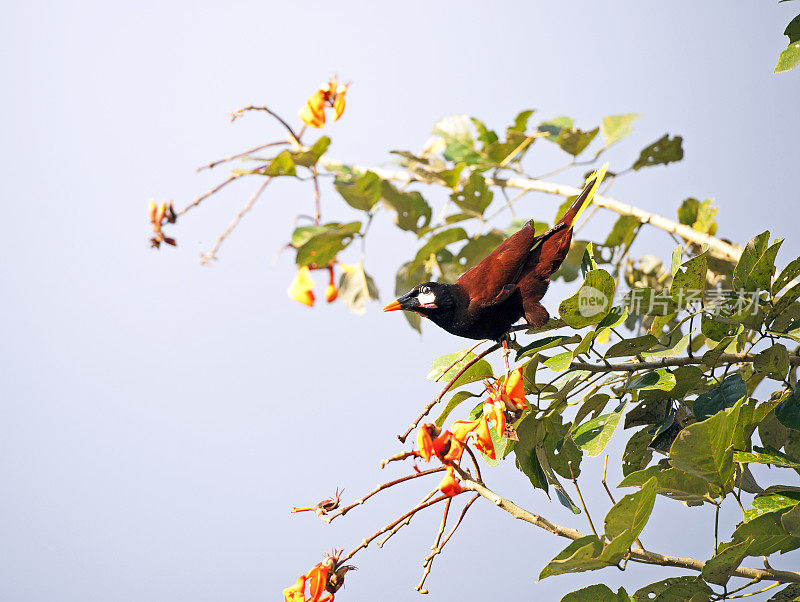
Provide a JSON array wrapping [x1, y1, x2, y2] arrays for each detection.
[[283, 575, 308, 602], [437, 466, 463, 497], [283, 564, 333, 602], [299, 77, 348, 129], [325, 267, 338, 303], [288, 266, 316, 307], [416, 424, 464, 463], [492, 367, 527, 411], [451, 414, 495, 460]]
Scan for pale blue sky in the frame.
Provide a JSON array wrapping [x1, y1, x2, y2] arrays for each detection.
[[1, 1, 799, 600]]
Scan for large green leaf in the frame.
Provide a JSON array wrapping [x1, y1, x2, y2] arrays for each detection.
[[775, 39, 800, 73], [605, 335, 659, 358], [622, 429, 654, 477], [670, 400, 742, 491], [776, 386, 800, 430], [733, 231, 770, 290], [600, 113, 640, 146], [432, 114, 482, 164], [412, 228, 468, 265], [559, 269, 616, 328], [670, 252, 707, 306], [746, 239, 784, 292], [604, 215, 640, 248], [380, 180, 432, 233], [744, 489, 800, 523], [334, 170, 381, 211], [773, 256, 800, 295], [726, 508, 800, 556], [514, 413, 549, 493], [450, 172, 493, 216], [572, 410, 623, 457], [261, 149, 297, 176], [753, 344, 790, 380], [604, 476, 657, 544], [701, 537, 752, 585], [554, 126, 599, 156], [631, 134, 684, 170], [625, 369, 676, 392], [539, 535, 606, 579], [290, 136, 330, 167], [734, 447, 800, 469], [620, 465, 721, 505], [632, 577, 712, 601], [294, 221, 361, 267], [426, 350, 493, 387], [561, 584, 625, 602], [692, 373, 746, 421]]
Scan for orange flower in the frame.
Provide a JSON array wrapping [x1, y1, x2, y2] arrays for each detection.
[[307, 564, 330, 602], [283, 575, 307, 602], [417, 424, 436, 461], [288, 266, 316, 307], [483, 398, 506, 437], [437, 466, 463, 497], [300, 77, 348, 129], [451, 415, 495, 459], [485, 367, 527, 412], [416, 425, 464, 463], [325, 267, 338, 302]]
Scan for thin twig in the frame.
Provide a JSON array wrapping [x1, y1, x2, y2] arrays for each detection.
[[200, 177, 272, 263], [338, 494, 449, 564], [459, 478, 800, 583], [324, 467, 445, 523], [195, 140, 289, 172], [569, 462, 598, 538], [397, 343, 501, 443], [416, 494, 479, 593], [228, 105, 300, 143], [414, 497, 450, 594], [377, 489, 437, 548], [570, 354, 800, 373], [175, 173, 247, 217]]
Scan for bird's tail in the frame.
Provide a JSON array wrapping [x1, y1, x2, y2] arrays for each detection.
[[557, 163, 609, 228]]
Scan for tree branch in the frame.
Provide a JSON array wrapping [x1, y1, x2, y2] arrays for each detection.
[[459, 479, 800, 584], [316, 158, 742, 263], [570, 353, 800, 373]]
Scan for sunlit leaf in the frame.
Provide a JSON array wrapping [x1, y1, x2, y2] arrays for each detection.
[[631, 134, 684, 170], [334, 170, 381, 211], [600, 113, 639, 146], [426, 350, 494, 387]]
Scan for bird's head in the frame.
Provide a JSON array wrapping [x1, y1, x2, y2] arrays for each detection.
[[382, 281, 456, 318]]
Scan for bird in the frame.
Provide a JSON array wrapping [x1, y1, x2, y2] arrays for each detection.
[[382, 165, 608, 343]]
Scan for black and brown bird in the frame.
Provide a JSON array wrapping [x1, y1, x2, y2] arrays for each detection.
[[382, 165, 608, 341]]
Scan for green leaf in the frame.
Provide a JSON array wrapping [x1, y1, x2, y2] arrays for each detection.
[[450, 172, 493, 216], [514, 413, 549, 493], [670, 401, 742, 491], [604, 215, 640, 248], [572, 410, 623, 457], [600, 113, 640, 146], [605, 335, 659, 358], [753, 344, 790, 380], [734, 447, 800, 468], [733, 231, 770, 290], [435, 391, 479, 428], [470, 117, 498, 146], [334, 171, 382, 211], [693, 373, 747, 421], [561, 584, 620, 602], [436, 163, 466, 189], [744, 489, 800, 523], [622, 429, 653, 476], [727, 508, 800, 556], [776, 386, 800, 430], [620, 465, 721, 506], [702, 537, 752, 585], [337, 263, 379, 315], [625, 369, 676, 391], [516, 335, 580, 360], [291, 225, 329, 247], [633, 577, 712, 601], [538, 116, 575, 140], [544, 351, 573, 372], [457, 230, 505, 270], [782, 503, 800, 536], [775, 40, 800, 73], [767, 283, 800, 324], [768, 584, 800, 602], [631, 134, 684, 170], [290, 136, 330, 167], [644, 333, 691, 359], [670, 252, 707, 306], [426, 350, 493, 387], [575, 393, 611, 426], [380, 180, 432, 233], [773, 256, 800, 295], [413, 228, 469, 265], [786, 13, 800, 43], [539, 535, 605, 579], [558, 269, 616, 328], [509, 109, 535, 133], [555, 126, 599, 157], [432, 114, 482, 164], [604, 476, 657, 543], [295, 221, 361, 267], [262, 149, 297, 176], [746, 239, 784, 292]]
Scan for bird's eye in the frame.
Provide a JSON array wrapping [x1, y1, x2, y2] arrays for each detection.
[[420, 286, 430, 294]]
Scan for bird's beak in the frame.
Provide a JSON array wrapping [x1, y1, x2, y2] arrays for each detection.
[[382, 290, 419, 313], [382, 299, 402, 312]]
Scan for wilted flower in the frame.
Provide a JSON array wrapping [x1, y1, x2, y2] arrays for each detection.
[[325, 267, 338, 303], [284, 551, 355, 602], [148, 200, 176, 248], [288, 266, 316, 307], [300, 77, 348, 129], [291, 489, 342, 517]]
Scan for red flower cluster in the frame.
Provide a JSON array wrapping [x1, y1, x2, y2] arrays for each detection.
[[283, 551, 353, 602], [415, 368, 528, 496]]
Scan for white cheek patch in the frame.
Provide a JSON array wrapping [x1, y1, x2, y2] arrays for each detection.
[[417, 291, 437, 308]]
